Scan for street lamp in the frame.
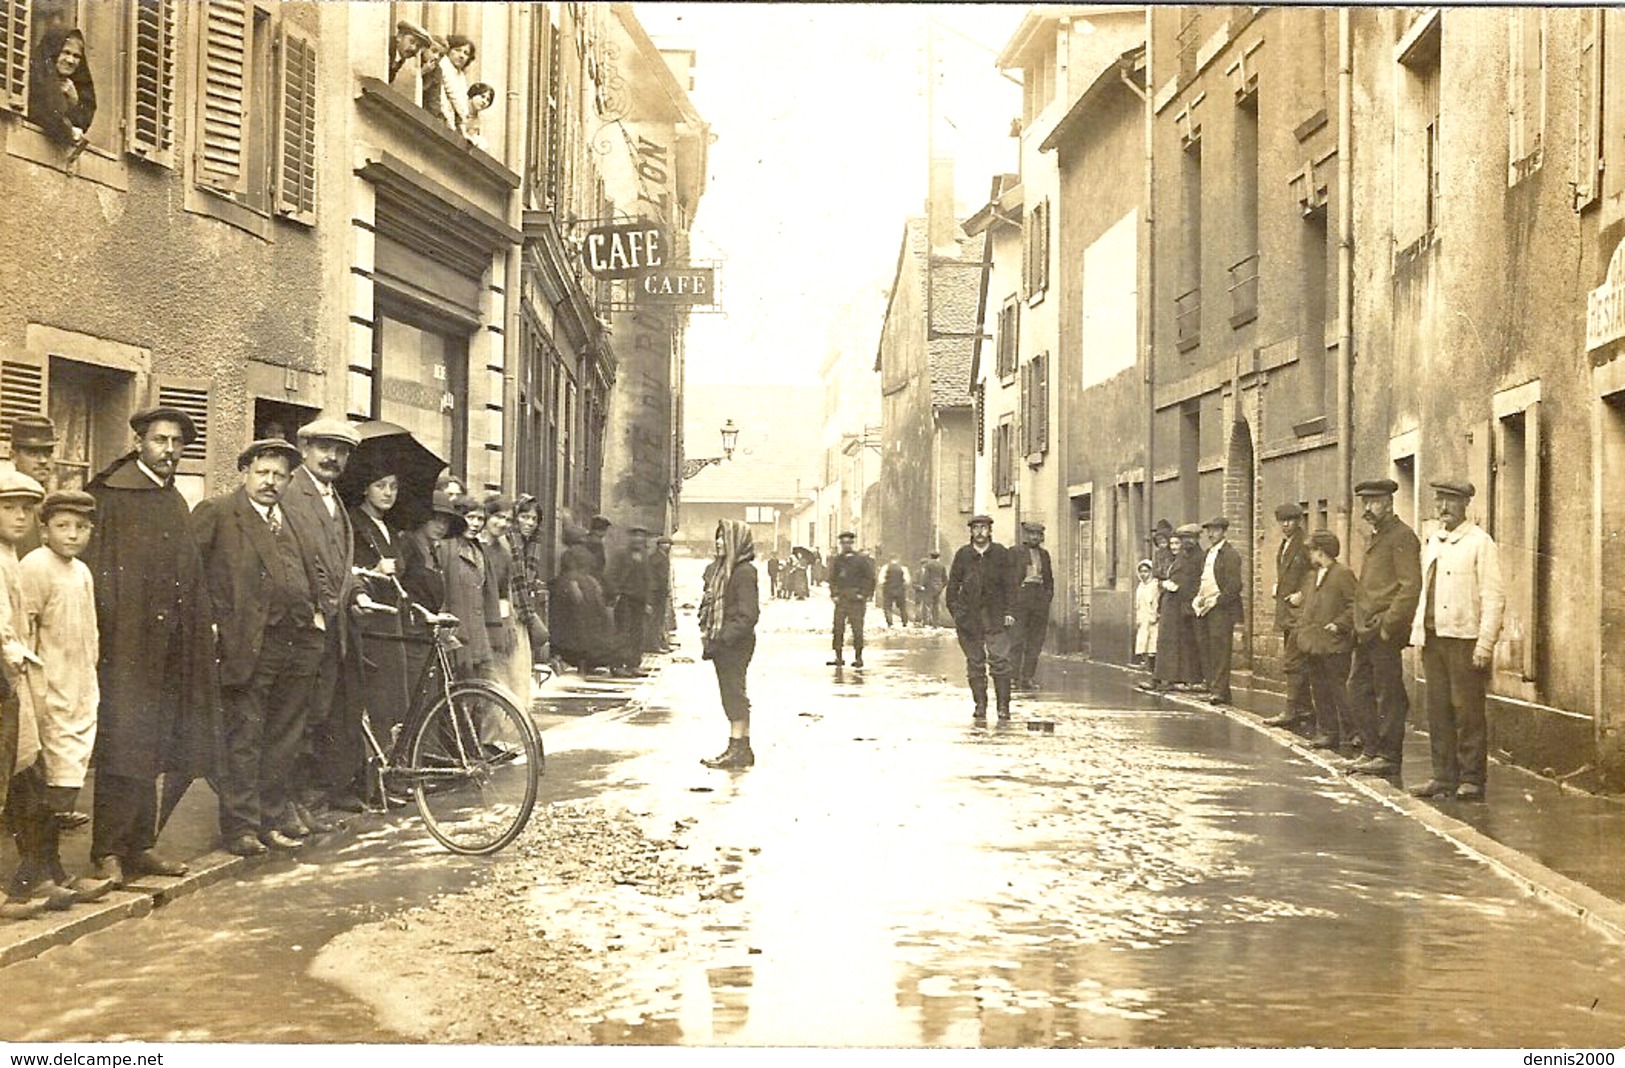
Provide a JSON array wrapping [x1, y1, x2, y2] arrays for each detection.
[[681, 418, 738, 480]]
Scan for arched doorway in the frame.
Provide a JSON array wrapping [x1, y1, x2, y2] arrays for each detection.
[[1224, 419, 1257, 670]]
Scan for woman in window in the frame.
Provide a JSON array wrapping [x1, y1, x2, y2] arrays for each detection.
[[28, 28, 95, 159], [426, 34, 476, 134]]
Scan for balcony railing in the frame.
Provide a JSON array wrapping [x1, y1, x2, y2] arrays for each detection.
[[1228, 252, 1259, 327], [1175, 286, 1202, 352]]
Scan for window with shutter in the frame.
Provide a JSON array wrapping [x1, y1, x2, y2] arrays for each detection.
[[197, 0, 248, 192], [974, 382, 985, 455], [1576, 10, 1602, 210], [127, 0, 177, 165], [0, 353, 48, 448], [1507, 9, 1545, 184], [1035, 352, 1049, 455], [276, 21, 316, 222], [157, 380, 209, 465], [0, 0, 30, 113]]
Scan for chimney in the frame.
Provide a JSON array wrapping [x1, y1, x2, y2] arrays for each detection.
[[928, 156, 957, 256]]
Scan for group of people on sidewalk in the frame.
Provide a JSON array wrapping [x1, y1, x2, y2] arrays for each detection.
[[1134, 477, 1505, 803], [1, 409, 679, 919]]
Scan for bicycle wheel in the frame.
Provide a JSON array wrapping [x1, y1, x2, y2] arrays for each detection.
[[407, 681, 542, 855]]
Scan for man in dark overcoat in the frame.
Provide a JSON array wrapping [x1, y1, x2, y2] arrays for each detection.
[[826, 531, 875, 667], [1009, 520, 1054, 691], [946, 515, 1017, 723], [191, 439, 319, 855], [279, 418, 374, 825], [84, 407, 222, 886], [917, 551, 947, 627], [1262, 503, 1317, 731], [1347, 478, 1422, 777]]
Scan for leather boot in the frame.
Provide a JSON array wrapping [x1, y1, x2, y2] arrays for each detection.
[[702, 739, 739, 767], [993, 675, 1013, 721], [852, 644, 864, 669], [733, 739, 756, 768], [970, 676, 988, 721]]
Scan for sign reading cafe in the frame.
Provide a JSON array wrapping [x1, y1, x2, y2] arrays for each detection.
[[584, 222, 667, 280]]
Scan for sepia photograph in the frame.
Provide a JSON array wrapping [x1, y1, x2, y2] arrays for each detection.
[[0, 0, 1622, 1056]]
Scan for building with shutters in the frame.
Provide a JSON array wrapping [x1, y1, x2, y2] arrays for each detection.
[[0, 0, 326, 505], [0, 2, 705, 577]]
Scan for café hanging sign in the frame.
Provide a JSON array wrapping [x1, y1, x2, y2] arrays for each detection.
[[584, 222, 667, 280]]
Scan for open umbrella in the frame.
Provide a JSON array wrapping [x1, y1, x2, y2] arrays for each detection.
[[335, 421, 446, 532]]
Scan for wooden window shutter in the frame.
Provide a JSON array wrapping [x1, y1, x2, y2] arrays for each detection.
[[197, 0, 249, 192], [0, 0, 29, 113], [0, 349, 49, 449], [127, 0, 178, 164], [1036, 352, 1050, 454], [1038, 199, 1051, 294], [276, 20, 317, 222], [1576, 9, 1602, 209], [156, 378, 210, 466], [1521, 399, 1541, 680], [974, 382, 985, 455]]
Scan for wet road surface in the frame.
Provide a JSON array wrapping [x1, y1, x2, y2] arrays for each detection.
[[2, 585, 1622, 1047]]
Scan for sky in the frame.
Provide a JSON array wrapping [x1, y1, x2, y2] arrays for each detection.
[[633, 3, 1025, 387]]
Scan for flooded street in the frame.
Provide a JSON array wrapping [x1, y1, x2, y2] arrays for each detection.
[[3, 588, 1622, 1047]]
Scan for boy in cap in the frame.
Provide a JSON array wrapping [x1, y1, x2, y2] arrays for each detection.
[[0, 471, 50, 917], [1409, 478, 1504, 802], [1296, 530, 1360, 753], [10, 491, 112, 905]]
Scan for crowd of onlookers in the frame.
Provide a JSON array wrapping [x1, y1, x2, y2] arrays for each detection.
[[1, 411, 673, 919], [389, 19, 497, 150]]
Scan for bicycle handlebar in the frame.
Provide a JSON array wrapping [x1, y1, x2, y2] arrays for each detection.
[[353, 567, 460, 630]]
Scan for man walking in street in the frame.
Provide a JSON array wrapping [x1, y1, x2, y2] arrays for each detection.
[[1009, 520, 1053, 692], [946, 515, 1016, 724], [1262, 503, 1317, 732], [826, 531, 875, 667], [606, 526, 653, 678], [1194, 516, 1243, 705], [280, 418, 375, 827], [191, 439, 319, 856], [880, 555, 910, 628], [1347, 479, 1422, 777], [1409, 478, 1504, 802], [84, 407, 221, 887], [647, 535, 673, 653], [917, 550, 947, 628]]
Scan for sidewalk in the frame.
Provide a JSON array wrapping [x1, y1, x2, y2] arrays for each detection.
[[1062, 654, 1625, 939], [0, 661, 665, 967]]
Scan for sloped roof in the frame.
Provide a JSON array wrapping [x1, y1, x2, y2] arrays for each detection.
[[878, 218, 985, 410]]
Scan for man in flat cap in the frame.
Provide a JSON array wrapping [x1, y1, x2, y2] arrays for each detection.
[[826, 531, 875, 667], [1194, 516, 1243, 704], [1263, 503, 1317, 731], [1409, 478, 1504, 801], [190, 440, 321, 856], [1347, 478, 1422, 777], [917, 550, 947, 628], [82, 406, 218, 886], [8, 416, 57, 556], [281, 418, 376, 826], [389, 18, 433, 87], [947, 515, 1017, 723], [1009, 520, 1054, 691]]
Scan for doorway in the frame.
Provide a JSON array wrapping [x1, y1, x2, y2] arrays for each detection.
[[49, 357, 135, 490]]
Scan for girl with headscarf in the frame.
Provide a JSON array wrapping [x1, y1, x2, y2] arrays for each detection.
[[697, 520, 759, 769], [29, 28, 95, 156]]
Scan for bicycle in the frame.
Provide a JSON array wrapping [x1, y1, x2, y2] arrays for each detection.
[[354, 568, 546, 855]]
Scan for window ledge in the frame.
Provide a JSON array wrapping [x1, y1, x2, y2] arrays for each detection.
[[4, 119, 129, 192], [1229, 308, 1258, 329], [1027, 288, 1047, 309], [1176, 335, 1201, 354], [184, 183, 276, 242], [356, 77, 519, 193]]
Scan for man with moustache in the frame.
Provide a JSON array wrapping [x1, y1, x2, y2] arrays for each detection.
[[1346, 479, 1421, 777], [190, 439, 318, 855], [83, 407, 221, 886], [279, 418, 380, 827], [946, 515, 1017, 723], [1409, 478, 1504, 802]]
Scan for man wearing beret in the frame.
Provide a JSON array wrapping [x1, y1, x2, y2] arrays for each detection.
[[826, 531, 875, 667], [947, 515, 1017, 723], [1193, 516, 1244, 705], [1346, 478, 1422, 777], [83, 406, 220, 886], [191, 440, 322, 855], [1009, 521, 1054, 691], [1409, 478, 1504, 801], [8, 415, 58, 555], [280, 418, 380, 826], [1263, 503, 1317, 731]]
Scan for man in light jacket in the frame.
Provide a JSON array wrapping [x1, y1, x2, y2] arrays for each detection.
[[1409, 478, 1504, 802]]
